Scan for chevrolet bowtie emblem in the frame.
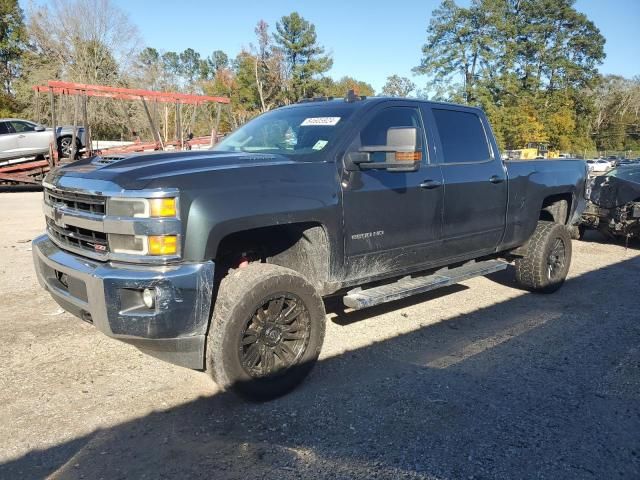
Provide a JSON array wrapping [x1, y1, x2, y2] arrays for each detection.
[[53, 207, 65, 228]]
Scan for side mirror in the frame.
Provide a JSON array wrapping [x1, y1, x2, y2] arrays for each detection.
[[346, 127, 422, 172], [384, 127, 422, 172], [34, 125, 46, 132]]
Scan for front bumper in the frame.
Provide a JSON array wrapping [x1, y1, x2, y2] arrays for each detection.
[[32, 234, 214, 369]]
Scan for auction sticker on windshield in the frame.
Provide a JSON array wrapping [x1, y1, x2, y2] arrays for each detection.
[[312, 140, 328, 150], [300, 117, 341, 126]]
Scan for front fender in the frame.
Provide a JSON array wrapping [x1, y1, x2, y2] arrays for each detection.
[[178, 162, 341, 262]]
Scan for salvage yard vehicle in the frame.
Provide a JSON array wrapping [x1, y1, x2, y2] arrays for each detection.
[[586, 158, 613, 173], [0, 118, 86, 162], [579, 164, 640, 240], [32, 94, 587, 399]]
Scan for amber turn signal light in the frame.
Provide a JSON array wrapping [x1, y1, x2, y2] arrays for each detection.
[[149, 198, 177, 217], [148, 235, 178, 255], [395, 151, 422, 161]]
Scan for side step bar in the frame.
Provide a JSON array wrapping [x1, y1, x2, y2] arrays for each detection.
[[343, 259, 508, 310]]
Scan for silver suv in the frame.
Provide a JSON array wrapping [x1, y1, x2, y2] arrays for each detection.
[[0, 118, 86, 161]]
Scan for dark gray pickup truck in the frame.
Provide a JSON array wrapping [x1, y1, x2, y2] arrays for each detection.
[[33, 96, 587, 399]]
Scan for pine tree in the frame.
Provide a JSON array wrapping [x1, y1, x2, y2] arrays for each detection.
[[273, 12, 332, 102]]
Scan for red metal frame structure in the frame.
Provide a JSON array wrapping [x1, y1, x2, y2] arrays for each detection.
[[0, 80, 229, 183], [36, 80, 230, 156], [36, 81, 229, 106], [0, 81, 230, 185]]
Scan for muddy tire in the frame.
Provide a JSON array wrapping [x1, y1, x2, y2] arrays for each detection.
[[514, 221, 572, 293], [206, 263, 326, 400]]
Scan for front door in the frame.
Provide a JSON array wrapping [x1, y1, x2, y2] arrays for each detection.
[[426, 106, 507, 258], [341, 103, 444, 279]]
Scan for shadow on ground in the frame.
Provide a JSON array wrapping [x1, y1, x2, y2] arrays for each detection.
[[580, 228, 640, 250], [3, 256, 640, 479]]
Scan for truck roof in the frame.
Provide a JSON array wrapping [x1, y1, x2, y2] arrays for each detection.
[[279, 96, 484, 113]]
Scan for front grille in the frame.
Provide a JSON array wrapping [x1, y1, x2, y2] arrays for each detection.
[[45, 188, 106, 215], [46, 217, 109, 254], [44, 187, 109, 257]]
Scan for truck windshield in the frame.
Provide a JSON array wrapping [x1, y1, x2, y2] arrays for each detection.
[[213, 104, 354, 159]]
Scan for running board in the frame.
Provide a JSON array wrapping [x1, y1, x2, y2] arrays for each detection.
[[343, 259, 508, 310]]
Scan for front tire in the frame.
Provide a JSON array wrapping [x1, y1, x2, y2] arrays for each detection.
[[206, 263, 326, 400], [514, 221, 572, 293]]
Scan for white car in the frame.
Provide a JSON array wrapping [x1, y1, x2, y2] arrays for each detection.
[[586, 159, 612, 173], [0, 118, 85, 161]]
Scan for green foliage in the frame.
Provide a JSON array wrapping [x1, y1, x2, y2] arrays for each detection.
[[273, 12, 333, 101], [72, 40, 120, 85], [317, 76, 375, 98], [199, 51, 228, 81], [179, 48, 201, 87], [381, 75, 416, 97], [162, 52, 180, 79], [0, 0, 26, 96], [415, 0, 606, 151], [0, 91, 18, 117], [592, 76, 640, 151]]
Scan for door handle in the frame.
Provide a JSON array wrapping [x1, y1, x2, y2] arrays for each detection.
[[18, 134, 26, 138], [419, 179, 442, 189], [489, 175, 504, 184]]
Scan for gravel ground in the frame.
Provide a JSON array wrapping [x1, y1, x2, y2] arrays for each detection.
[[0, 191, 639, 479]]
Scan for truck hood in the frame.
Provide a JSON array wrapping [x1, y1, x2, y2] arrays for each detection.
[[47, 150, 299, 190]]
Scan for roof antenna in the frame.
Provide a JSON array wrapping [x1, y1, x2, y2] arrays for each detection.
[[345, 89, 366, 103]]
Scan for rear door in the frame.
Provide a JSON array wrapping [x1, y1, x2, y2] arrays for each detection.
[[341, 102, 445, 277], [0, 122, 19, 160], [426, 106, 507, 257]]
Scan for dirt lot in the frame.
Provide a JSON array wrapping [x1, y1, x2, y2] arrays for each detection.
[[1, 191, 639, 479]]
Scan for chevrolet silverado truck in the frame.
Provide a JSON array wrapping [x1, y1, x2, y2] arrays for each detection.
[[32, 95, 587, 399]]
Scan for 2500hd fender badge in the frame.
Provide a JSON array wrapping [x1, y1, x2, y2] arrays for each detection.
[[351, 230, 384, 240]]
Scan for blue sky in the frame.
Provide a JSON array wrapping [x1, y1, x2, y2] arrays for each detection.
[[53, 0, 640, 92]]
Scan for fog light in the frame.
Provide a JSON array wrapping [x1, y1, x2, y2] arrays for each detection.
[[148, 235, 178, 255], [142, 288, 156, 309]]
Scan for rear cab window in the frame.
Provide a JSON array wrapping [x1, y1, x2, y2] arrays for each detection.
[[432, 108, 491, 164]]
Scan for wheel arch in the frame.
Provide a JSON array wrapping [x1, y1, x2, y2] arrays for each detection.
[[540, 193, 573, 224], [213, 222, 332, 294]]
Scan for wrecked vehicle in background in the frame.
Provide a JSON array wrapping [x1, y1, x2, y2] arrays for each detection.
[[580, 165, 640, 240]]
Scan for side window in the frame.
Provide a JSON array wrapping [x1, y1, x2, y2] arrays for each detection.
[[10, 121, 35, 133], [358, 107, 424, 163], [0, 122, 10, 135], [432, 109, 490, 164]]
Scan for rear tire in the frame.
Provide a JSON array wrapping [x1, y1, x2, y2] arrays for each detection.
[[57, 136, 81, 159], [206, 263, 326, 400], [514, 221, 572, 293]]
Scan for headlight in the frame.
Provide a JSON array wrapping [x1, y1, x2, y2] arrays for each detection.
[[107, 197, 177, 218], [108, 234, 179, 256]]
